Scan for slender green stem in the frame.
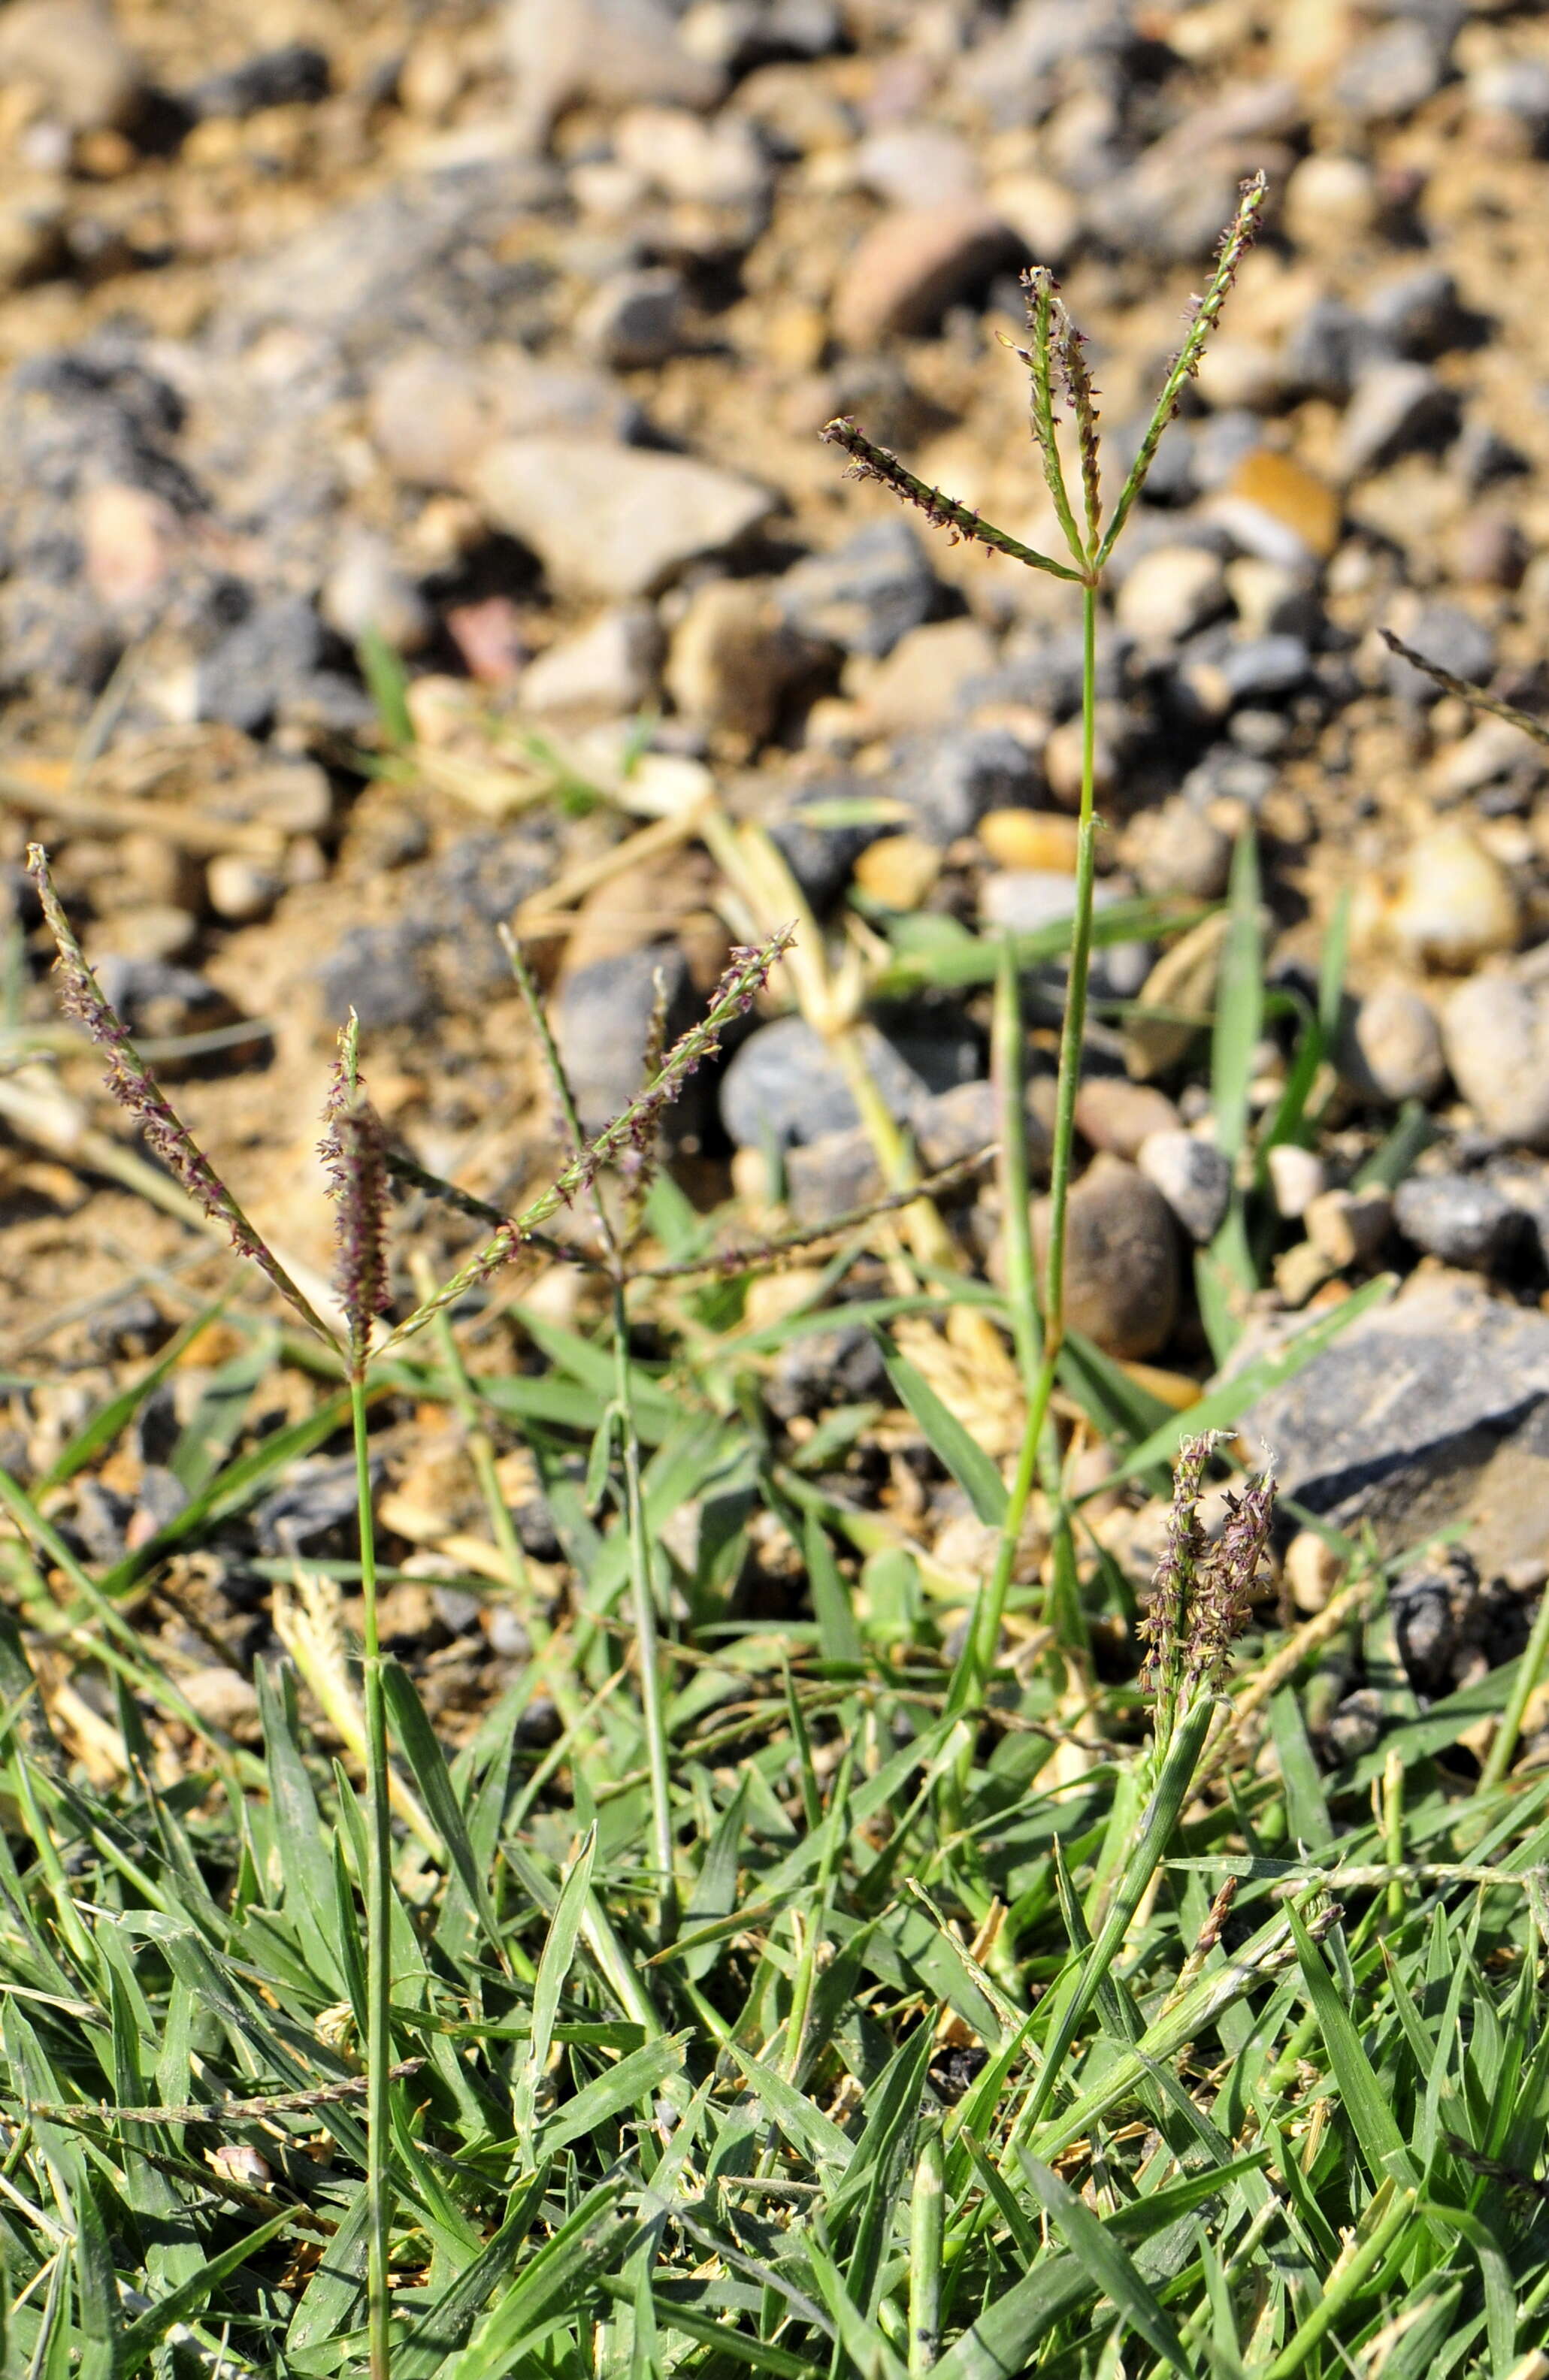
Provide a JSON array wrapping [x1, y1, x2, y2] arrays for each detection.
[[612, 1275, 679, 1946], [352, 1373, 393, 2380], [909, 2127, 944, 2375], [1481, 1577, 1549, 1792]]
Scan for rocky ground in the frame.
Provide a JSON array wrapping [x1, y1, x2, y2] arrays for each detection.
[[6, 0, 1549, 1756]]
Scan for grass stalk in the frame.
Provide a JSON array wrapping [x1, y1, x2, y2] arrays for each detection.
[[352, 1371, 394, 2380]]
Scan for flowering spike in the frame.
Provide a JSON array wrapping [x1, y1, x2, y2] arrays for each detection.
[[27, 842, 339, 1350], [319, 1021, 391, 1375], [818, 418, 1085, 584]]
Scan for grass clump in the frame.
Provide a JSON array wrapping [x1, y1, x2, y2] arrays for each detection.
[[1, 178, 1548, 2380]]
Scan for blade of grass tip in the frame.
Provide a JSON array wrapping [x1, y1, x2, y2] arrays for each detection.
[[500, 922, 679, 1945], [909, 2126, 944, 2378]]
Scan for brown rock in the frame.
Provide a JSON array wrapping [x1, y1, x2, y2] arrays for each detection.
[[1031, 1156, 1180, 1359], [1074, 1078, 1181, 1160], [979, 809, 1079, 871], [1213, 449, 1341, 566], [833, 199, 1013, 345], [852, 833, 940, 909], [666, 577, 809, 742], [1305, 1186, 1393, 1270]]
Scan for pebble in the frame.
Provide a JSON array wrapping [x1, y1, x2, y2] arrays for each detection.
[[1283, 153, 1381, 249], [832, 199, 1012, 344], [1074, 1078, 1180, 1161], [852, 833, 940, 909], [849, 617, 1000, 735], [1114, 545, 1229, 646], [1266, 1143, 1326, 1220], [1333, 18, 1448, 119], [981, 869, 1092, 934], [1393, 1174, 1520, 1272], [1212, 449, 1342, 566], [766, 788, 878, 911], [578, 267, 688, 368], [504, 0, 725, 141], [784, 1126, 882, 1226], [1030, 1156, 1180, 1360], [1137, 1128, 1233, 1245], [0, 0, 145, 132], [1305, 1185, 1392, 1269], [986, 170, 1082, 269], [1342, 983, 1446, 1105], [520, 604, 662, 718], [472, 437, 776, 599], [978, 810, 1079, 872], [1381, 822, 1520, 971], [1124, 798, 1232, 901], [0, 186, 66, 292], [1442, 975, 1549, 1149], [179, 1668, 261, 1735], [1338, 360, 1454, 479], [666, 577, 808, 743], [1469, 56, 1549, 138], [188, 41, 331, 119], [1281, 296, 1373, 402], [321, 534, 431, 655], [777, 520, 940, 658], [553, 943, 697, 1136], [613, 104, 770, 207], [719, 1015, 928, 1151], [206, 854, 282, 923], [893, 726, 1036, 845], [1362, 266, 1463, 360], [367, 351, 497, 489], [81, 482, 179, 608], [196, 598, 325, 736], [1284, 1529, 1342, 1616]]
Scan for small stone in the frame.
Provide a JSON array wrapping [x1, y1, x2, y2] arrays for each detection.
[[1333, 19, 1447, 120], [1281, 296, 1374, 402], [1283, 153, 1380, 249], [1124, 911, 1230, 1080], [179, 1667, 260, 1734], [666, 578, 808, 743], [1384, 605, 1496, 703], [1224, 557, 1321, 639], [1074, 1078, 1180, 1161], [1362, 266, 1464, 360], [206, 854, 282, 922], [1442, 975, 1549, 1149], [719, 1015, 931, 1151], [368, 350, 497, 489], [986, 170, 1081, 268], [1448, 509, 1527, 591], [1305, 1186, 1392, 1269], [188, 41, 330, 119], [978, 809, 1079, 872], [784, 1127, 883, 1226], [777, 519, 940, 658], [1393, 1174, 1520, 1272], [0, 185, 66, 290], [766, 1320, 888, 1422], [1324, 1691, 1384, 1764], [854, 123, 979, 207], [0, 0, 145, 132], [981, 869, 1091, 933], [1266, 1143, 1326, 1220], [553, 944, 697, 1136], [1115, 544, 1229, 646], [1284, 1528, 1341, 1615], [613, 103, 769, 205], [578, 266, 688, 368], [832, 199, 1012, 344], [852, 833, 940, 909], [196, 599, 325, 736], [504, 0, 725, 141], [1382, 823, 1520, 971], [1137, 1128, 1232, 1244], [520, 605, 661, 719], [1212, 449, 1342, 566], [849, 617, 1000, 736], [1338, 360, 1454, 480], [1342, 983, 1445, 1105], [765, 785, 878, 910], [321, 534, 431, 655], [81, 482, 179, 607], [1030, 1156, 1180, 1360], [446, 597, 530, 688], [473, 437, 776, 600], [892, 726, 1035, 845], [1123, 798, 1231, 900], [1469, 56, 1549, 136]]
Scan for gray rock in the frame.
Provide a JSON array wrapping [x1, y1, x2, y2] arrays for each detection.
[[1361, 266, 1466, 359], [1324, 1690, 1384, 1763], [1384, 603, 1495, 700], [471, 436, 777, 599], [1137, 1129, 1232, 1244], [894, 727, 1038, 846], [1391, 1550, 1476, 1694], [765, 784, 879, 911], [1442, 975, 1549, 1148], [1237, 1275, 1549, 1566], [1339, 360, 1456, 479], [1125, 798, 1231, 900], [317, 922, 437, 1034], [1220, 634, 1312, 705], [1333, 19, 1449, 120], [503, 0, 725, 141], [188, 41, 330, 119], [578, 268, 687, 370], [719, 1015, 927, 1151], [777, 520, 941, 659], [766, 1320, 888, 1422], [196, 597, 327, 734], [1341, 984, 1446, 1106], [1032, 1156, 1180, 1359], [1470, 56, 1549, 133], [554, 944, 697, 1136], [785, 1128, 884, 1226], [1281, 296, 1376, 401], [1393, 1174, 1520, 1272]]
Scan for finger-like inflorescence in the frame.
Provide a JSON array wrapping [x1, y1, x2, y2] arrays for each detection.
[[319, 1020, 392, 1375]]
